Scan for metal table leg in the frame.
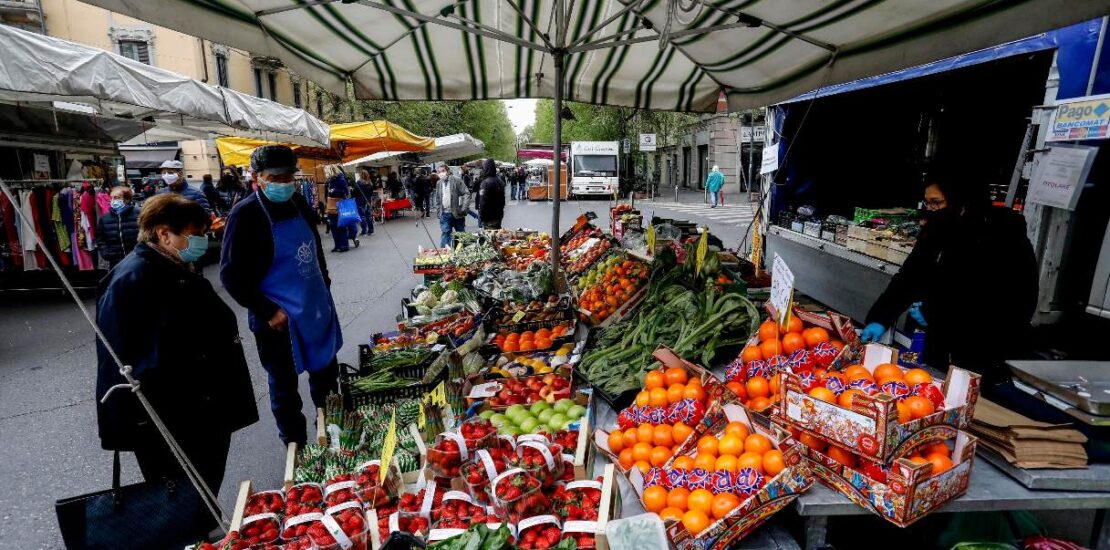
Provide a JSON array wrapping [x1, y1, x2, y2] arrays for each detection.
[[803, 515, 828, 550]]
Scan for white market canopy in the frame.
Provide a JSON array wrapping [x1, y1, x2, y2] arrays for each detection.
[[0, 24, 330, 147], [82, 0, 1109, 112], [343, 132, 485, 167]]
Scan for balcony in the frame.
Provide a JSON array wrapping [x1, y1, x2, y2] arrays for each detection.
[[0, 0, 43, 34]]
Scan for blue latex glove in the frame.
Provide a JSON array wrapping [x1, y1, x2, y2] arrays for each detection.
[[860, 322, 886, 342], [908, 301, 927, 326]]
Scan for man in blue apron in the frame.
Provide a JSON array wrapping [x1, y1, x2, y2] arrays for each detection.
[[219, 145, 342, 446]]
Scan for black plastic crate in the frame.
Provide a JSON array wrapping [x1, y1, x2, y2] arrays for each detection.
[[483, 303, 576, 335], [341, 357, 449, 410], [356, 344, 437, 375]]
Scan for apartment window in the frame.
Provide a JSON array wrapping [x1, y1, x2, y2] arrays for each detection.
[[292, 81, 303, 108], [268, 72, 278, 101], [215, 54, 229, 87], [118, 40, 151, 64], [254, 68, 264, 98]]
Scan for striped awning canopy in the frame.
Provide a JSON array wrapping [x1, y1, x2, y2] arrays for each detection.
[[82, 0, 1109, 112]]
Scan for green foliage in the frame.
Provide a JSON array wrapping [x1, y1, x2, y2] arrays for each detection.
[[531, 99, 698, 147]]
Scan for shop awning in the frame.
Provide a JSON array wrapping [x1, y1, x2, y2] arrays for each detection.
[[343, 133, 484, 168], [81, 0, 1110, 112], [517, 148, 566, 162], [216, 121, 434, 167], [117, 145, 181, 170], [0, 24, 330, 147]]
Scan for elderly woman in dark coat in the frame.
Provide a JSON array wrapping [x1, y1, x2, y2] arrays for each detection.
[[95, 193, 257, 528]]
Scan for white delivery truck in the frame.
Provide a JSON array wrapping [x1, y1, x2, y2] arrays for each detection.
[[568, 141, 620, 198]]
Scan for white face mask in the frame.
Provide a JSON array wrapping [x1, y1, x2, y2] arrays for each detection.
[[162, 173, 180, 185]]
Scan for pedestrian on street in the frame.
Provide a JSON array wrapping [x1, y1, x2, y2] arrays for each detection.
[[94, 186, 140, 269], [218, 169, 246, 211], [435, 163, 471, 246], [414, 168, 432, 217], [477, 158, 506, 229], [96, 193, 258, 535], [324, 164, 359, 252], [386, 170, 403, 199], [353, 168, 376, 237], [199, 174, 222, 216], [157, 160, 212, 215], [705, 165, 724, 208], [220, 145, 341, 447]]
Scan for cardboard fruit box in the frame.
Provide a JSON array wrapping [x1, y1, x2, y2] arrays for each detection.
[[793, 428, 977, 527], [627, 403, 814, 550], [776, 343, 980, 462]]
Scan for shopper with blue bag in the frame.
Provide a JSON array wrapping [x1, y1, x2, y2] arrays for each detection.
[[324, 164, 360, 252]]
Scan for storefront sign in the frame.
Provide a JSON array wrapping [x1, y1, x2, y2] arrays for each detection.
[[740, 126, 766, 142], [1048, 93, 1110, 141], [760, 143, 779, 174], [33, 154, 50, 179], [638, 134, 657, 152], [621, 139, 630, 154], [1027, 144, 1097, 210], [769, 254, 795, 326]]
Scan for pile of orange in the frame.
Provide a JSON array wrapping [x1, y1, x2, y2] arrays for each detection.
[[792, 428, 954, 481], [803, 363, 938, 424], [577, 259, 648, 321], [726, 318, 844, 413], [641, 422, 785, 536], [609, 366, 706, 474], [905, 440, 955, 477], [493, 325, 570, 352]]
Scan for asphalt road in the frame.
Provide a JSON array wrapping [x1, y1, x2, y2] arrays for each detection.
[[0, 195, 749, 549]]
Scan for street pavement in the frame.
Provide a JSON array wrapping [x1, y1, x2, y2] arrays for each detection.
[[0, 195, 749, 549]]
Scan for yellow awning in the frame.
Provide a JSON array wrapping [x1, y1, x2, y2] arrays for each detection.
[[216, 121, 433, 168]]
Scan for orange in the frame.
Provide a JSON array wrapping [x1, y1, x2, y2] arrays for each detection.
[[762, 450, 785, 476], [823, 372, 848, 387], [653, 425, 675, 447], [714, 454, 739, 473], [634, 460, 652, 474], [925, 453, 954, 477], [520, 331, 535, 340], [798, 432, 827, 452], [724, 422, 750, 441], [645, 370, 666, 390], [896, 401, 913, 424], [650, 446, 673, 467], [903, 395, 936, 419], [903, 368, 933, 386], [518, 339, 534, 351], [618, 449, 635, 470], [607, 430, 625, 453], [748, 396, 772, 411], [667, 384, 686, 404], [686, 489, 714, 513], [666, 487, 691, 511], [696, 435, 720, 456], [672, 422, 694, 445], [681, 509, 711, 535], [693, 453, 718, 471], [846, 371, 875, 383], [803, 327, 831, 347], [873, 363, 904, 384], [535, 338, 552, 350], [726, 381, 748, 400], [635, 390, 650, 407], [808, 387, 836, 404], [737, 452, 764, 474], [782, 332, 807, 354], [717, 434, 745, 457], [907, 455, 929, 466], [760, 339, 783, 359], [535, 328, 552, 339], [664, 367, 689, 386], [784, 316, 804, 334], [672, 455, 695, 471], [710, 493, 741, 520], [757, 320, 780, 343], [920, 441, 950, 457], [683, 384, 706, 403], [746, 376, 770, 399], [632, 442, 653, 462], [642, 485, 668, 513], [837, 389, 864, 409], [623, 428, 639, 449], [649, 387, 669, 407], [659, 507, 684, 521], [505, 333, 520, 342], [842, 364, 870, 380], [826, 446, 858, 468], [740, 345, 763, 363], [502, 342, 519, 352], [685, 377, 703, 391], [769, 373, 781, 397], [744, 434, 772, 455], [637, 424, 656, 444]]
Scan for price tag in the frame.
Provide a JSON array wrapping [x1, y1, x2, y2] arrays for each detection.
[[417, 402, 427, 429], [435, 382, 448, 406], [769, 254, 795, 327], [379, 410, 397, 483], [511, 311, 527, 323], [645, 225, 656, 254], [695, 231, 708, 274]]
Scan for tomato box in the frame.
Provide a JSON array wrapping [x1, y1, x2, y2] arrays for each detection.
[[793, 428, 977, 527], [776, 343, 980, 462], [626, 404, 814, 550]]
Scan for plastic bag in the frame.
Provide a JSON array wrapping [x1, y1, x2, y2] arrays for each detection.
[[338, 198, 362, 226]]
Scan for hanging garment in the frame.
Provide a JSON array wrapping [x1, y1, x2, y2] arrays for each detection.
[[36, 188, 66, 267], [58, 188, 77, 267], [0, 192, 22, 270], [19, 190, 40, 269], [96, 191, 111, 216], [52, 194, 71, 253], [80, 188, 97, 250]]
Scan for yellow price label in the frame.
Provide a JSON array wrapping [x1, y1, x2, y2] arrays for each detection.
[[695, 231, 708, 274], [379, 410, 397, 483], [417, 402, 427, 430], [645, 225, 656, 254], [432, 382, 447, 406]]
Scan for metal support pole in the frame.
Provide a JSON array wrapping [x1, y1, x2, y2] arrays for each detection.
[[550, 0, 566, 271]]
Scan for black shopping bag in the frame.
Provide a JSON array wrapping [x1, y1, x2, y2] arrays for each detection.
[[55, 451, 210, 550]]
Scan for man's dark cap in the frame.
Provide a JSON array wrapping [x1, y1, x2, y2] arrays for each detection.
[[251, 145, 299, 175]]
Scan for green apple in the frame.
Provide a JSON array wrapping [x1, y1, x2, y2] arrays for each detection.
[[553, 399, 575, 414], [489, 413, 508, 427], [506, 404, 526, 417], [479, 410, 496, 419], [519, 418, 539, 433], [547, 413, 567, 431], [537, 409, 555, 424], [530, 401, 552, 415], [566, 405, 586, 420], [500, 425, 521, 437]]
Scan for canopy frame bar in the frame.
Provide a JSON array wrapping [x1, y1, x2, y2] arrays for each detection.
[[256, 0, 335, 17], [566, 0, 648, 49], [353, 0, 547, 51], [503, 0, 556, 50], [570, 19, 759, 54], [705, 4, 837, 52]]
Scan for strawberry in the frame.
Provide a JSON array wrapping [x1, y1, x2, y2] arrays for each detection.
[[284, 484, 324, 517], [244, 491, 285, 517], [239, 516, 280, 547]]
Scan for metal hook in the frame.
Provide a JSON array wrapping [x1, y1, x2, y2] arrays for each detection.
[[99, 365, 140, 404]]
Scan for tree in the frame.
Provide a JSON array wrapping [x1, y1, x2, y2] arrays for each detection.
[[531, 99, 698, 147]]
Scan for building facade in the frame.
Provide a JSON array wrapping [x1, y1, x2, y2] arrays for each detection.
[[5, 0, 329, 180]]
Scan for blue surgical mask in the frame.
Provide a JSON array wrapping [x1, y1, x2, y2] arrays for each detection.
[[263, 181, 296, 203], [110, 199, 126, 210], [176, 234, 208, 263]]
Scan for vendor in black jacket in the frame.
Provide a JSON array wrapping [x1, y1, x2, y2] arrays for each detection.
[[861, 176, 1038, 382], [220, 145, 342, 447]]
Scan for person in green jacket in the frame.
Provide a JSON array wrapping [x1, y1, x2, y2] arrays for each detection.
[[705, 165, 724, 207]]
